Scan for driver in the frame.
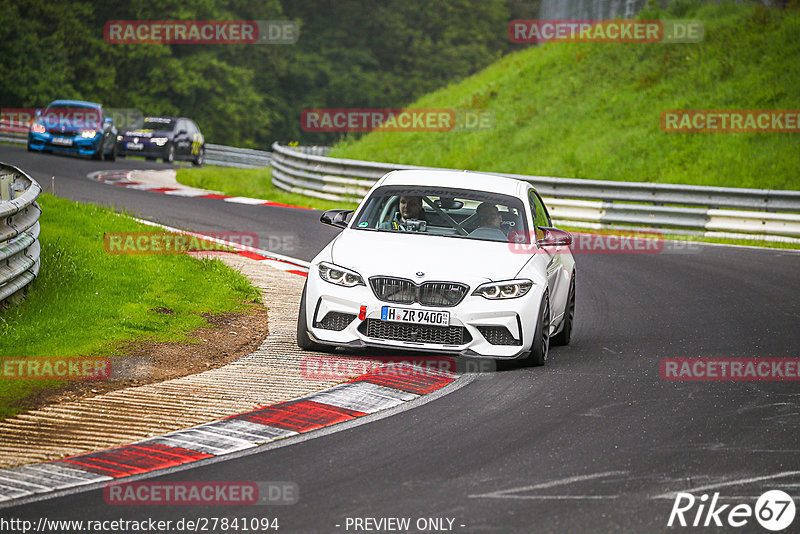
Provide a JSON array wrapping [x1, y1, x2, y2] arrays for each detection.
[[380, 195, 427, 230], [469, 202, 508, 240]]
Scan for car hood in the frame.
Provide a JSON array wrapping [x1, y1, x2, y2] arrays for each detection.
[[329, 229, 529, 283]]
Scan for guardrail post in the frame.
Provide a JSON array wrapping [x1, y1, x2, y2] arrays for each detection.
[[0, 174, 12, 201]]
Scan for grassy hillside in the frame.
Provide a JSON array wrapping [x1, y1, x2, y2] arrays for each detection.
[[330, 2, 800, 190]]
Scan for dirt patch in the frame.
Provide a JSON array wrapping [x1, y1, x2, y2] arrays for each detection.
[[8, 303, 268, 417]]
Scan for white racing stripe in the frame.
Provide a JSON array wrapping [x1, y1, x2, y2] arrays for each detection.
[[197, 418, 298, 444], [302, 382, 419, 414], [144, 428, 257, 456]]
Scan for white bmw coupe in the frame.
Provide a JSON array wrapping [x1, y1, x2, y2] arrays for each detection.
[[297, 170, 576, 366]]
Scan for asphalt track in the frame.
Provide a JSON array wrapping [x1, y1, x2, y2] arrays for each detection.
[[2, 143, 799, 533]]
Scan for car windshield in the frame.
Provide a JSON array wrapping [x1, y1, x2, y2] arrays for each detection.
[[41, 106, 101, 130], [352, 185, 529, 243], [130, 117, 176, 131]]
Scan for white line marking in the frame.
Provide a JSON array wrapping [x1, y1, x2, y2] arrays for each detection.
[[468, 471, 628, 499]]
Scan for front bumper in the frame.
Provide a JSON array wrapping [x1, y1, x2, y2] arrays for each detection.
[[28, 132, 101, 156], [304, 272, 543, 359], [117, 139, 168, 158]]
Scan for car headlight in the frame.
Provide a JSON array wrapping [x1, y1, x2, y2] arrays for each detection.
[[31, 123, 46, 133], [473, 279, 532, 300], [117, 135, 123, 141], [151, 137, 168, 146], [318, 262, 365, 287], [80, 130, 97, 138]]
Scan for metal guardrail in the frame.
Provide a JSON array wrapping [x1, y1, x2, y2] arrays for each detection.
[[0, 163, 42, 306], [270, 143, 800, 240], [0, 132, 26, 145], [204, 143, 273, 168], [203, 144, 327, 167]]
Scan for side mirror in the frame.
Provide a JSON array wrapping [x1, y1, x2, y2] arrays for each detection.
[[104, 116, 114, 124], [320, 209, 353, 229], [34, 110, 42, 118], [537, 227, 573, 248]]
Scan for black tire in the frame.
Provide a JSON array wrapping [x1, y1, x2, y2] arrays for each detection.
[[91, 140, 103, 160], [193, 147, 205, 167], [297, 284, 325, 351], [104, 141, 117, 161], [145, 156, 157, 161], [27, 144, 33, 152], [519, 293, 550, 367], [163, 144, 175, 164], [551, 272, 575, 347]]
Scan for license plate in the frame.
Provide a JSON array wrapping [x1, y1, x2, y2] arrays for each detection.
[[127, 142, 143, 150], [51, 137, 72, 146], [381, 306, 449, 327]]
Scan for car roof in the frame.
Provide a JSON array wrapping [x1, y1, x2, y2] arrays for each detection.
[[48, 99, 101, 109], [377, 169, 530, 197]]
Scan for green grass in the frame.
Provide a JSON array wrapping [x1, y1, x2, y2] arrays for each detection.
[[0, 193, 261, 419], [176, 166, 359, 210], [330, 2, 800, 191]]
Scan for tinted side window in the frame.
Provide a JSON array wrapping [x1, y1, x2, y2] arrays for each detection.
[[528, 190, 551, 241]]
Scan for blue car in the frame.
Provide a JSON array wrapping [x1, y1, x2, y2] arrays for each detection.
[[27, 100, 118, 160]]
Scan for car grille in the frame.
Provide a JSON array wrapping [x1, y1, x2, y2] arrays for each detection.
[[360, 319, 471, 345], [477, 326, 521, 346], [46, 129, 80, 136], [315, 312, 356, 331], [369, 277, 468, 307]]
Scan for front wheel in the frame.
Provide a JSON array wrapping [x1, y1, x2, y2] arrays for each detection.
[[551, 272, 575, 346], [519, 293, 550, 367], [297, 284, 325, 351], [91, 140, 103, 160], [104, 141, 117, 161], [163, 144, 175, 164], [193, 147, 205, 167]]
